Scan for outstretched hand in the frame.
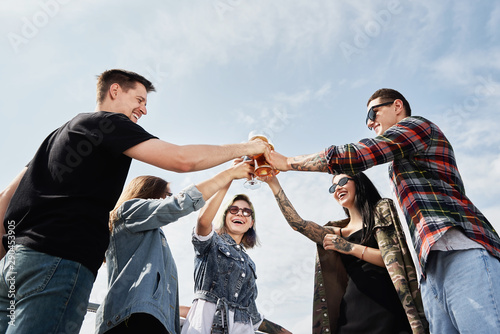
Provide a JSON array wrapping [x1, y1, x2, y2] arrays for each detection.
[[265, 150, 289, 172], [246, 138, 271, 157], [227, 157, 254, 181]]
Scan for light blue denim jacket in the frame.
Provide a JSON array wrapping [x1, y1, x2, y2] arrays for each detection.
[[95, 185, 205, 334], [192, 232, 261, 333]]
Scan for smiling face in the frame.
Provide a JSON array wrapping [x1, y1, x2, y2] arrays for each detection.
[[224, 199, 254, 238], [332, 174, 356, 210], [112, 82, 148, 123], [366, 97, 399, 136], [366, 96, 410, 136]]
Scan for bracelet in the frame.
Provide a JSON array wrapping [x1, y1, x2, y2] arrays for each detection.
[[361, 246, 368, 261], [339, 228, 343, 237]]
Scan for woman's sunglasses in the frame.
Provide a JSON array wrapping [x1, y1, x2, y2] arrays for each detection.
[[329, 177, 354, 194], [228, 206, 253, 217]]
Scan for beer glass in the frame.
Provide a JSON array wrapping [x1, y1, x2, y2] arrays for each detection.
[[247, 131, 279, 182]]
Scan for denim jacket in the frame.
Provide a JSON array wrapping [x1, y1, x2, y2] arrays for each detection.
[[95, 185, 205, 334], [192, 232, 261, 333]]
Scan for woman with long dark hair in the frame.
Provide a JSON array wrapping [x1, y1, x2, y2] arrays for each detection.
[[265, 172, 428, 334]]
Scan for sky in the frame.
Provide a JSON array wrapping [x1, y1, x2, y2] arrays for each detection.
[[1, 0, 500, 333]]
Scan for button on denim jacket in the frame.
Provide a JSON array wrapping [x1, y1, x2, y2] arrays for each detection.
[[95, 185, 205, 334], [192, 232, 261, 333]]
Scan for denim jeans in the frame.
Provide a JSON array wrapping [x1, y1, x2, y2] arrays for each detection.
[[0, 245, 94, 334], [420, 249, 500, 334]]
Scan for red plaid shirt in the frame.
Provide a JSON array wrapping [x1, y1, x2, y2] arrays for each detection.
[[325, 116, 500, 274]]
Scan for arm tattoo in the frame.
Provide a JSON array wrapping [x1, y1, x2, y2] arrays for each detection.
[[258, 319, 286, 334], [332, 237, 354, 253], [275, 188, 329, 244], [290, 152, 328, 172]]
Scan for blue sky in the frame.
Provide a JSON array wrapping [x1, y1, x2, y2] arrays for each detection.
[[1, 1, 500, 332]]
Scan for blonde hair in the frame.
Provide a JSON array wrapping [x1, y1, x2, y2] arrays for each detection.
[[109, 176, 168, 232], [215, 194, 260, 249]]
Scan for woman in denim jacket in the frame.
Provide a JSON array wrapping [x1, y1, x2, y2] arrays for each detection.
[[95, 159, 253, 334], [181, 180, 291, 334]]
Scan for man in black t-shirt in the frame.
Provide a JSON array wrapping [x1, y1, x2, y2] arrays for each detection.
[[0, 69, 269, 333]]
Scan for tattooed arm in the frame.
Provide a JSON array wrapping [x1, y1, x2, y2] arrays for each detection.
[[265, 176, 334, 245], [267, 150, 329, 172], [322, 234, 385, 267], [258, 318, 292, 334]]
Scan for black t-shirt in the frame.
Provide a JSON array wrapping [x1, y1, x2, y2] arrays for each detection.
[[2, 111, 157, 277]]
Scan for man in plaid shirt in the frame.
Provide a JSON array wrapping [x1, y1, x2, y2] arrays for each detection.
[[268, 88, 500, 333]]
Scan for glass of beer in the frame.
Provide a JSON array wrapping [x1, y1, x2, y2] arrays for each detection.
[[247, 131, 279, 182]]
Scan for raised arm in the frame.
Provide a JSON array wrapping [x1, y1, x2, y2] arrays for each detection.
[[0, 167, 27, 259], [265, 176, 332, 245], [196, 185, 229, 237], [196, 158, 253, 202], [195, 159, 252, 236], [267, 150, 329, 172], [125, 138, 269, 173]]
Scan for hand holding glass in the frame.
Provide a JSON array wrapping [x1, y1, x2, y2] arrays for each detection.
[[247, 132, 279, 182], [242, 156, 261, 190]]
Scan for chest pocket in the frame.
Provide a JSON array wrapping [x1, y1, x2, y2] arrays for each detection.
[[217, 244, 243, 262]]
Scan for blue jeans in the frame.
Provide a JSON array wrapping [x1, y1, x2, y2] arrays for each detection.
[[421, 249, 500, 334], [0, 245, 94, 334]]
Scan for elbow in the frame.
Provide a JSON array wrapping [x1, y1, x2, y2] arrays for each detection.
[[170, 151, 200, 173], [174, 161, 197, 173]]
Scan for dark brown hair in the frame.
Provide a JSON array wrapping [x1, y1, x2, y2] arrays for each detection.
[[367, 88, 411, 116], [96, 69, 156, 104], [335, 172, 382, 245]]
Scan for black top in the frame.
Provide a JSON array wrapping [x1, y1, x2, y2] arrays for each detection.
[[336, 230, 411, 334], [3, 111, 157, 277]]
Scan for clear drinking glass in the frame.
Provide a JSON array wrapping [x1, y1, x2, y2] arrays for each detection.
[[242, 155, 261, 190]]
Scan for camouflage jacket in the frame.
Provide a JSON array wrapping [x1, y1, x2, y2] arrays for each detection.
[[312, 198, 428, 334]]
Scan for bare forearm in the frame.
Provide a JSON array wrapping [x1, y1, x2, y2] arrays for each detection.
[[195, 170, 233, 201], [273, 188, 329, 244], [288, 152, 329, 172], [175, 143, 258, 171], [125, 139, 268, 173], [196, 184, 229, 236]]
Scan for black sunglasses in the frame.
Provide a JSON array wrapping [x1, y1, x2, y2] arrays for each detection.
[[228, 206, 253, 217], [365, 101, 394, 129], [329, 177, 354, 194]]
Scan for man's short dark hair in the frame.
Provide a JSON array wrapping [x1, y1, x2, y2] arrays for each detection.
[[96, 69, 156, 103], [368, 88, 411, 117]]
